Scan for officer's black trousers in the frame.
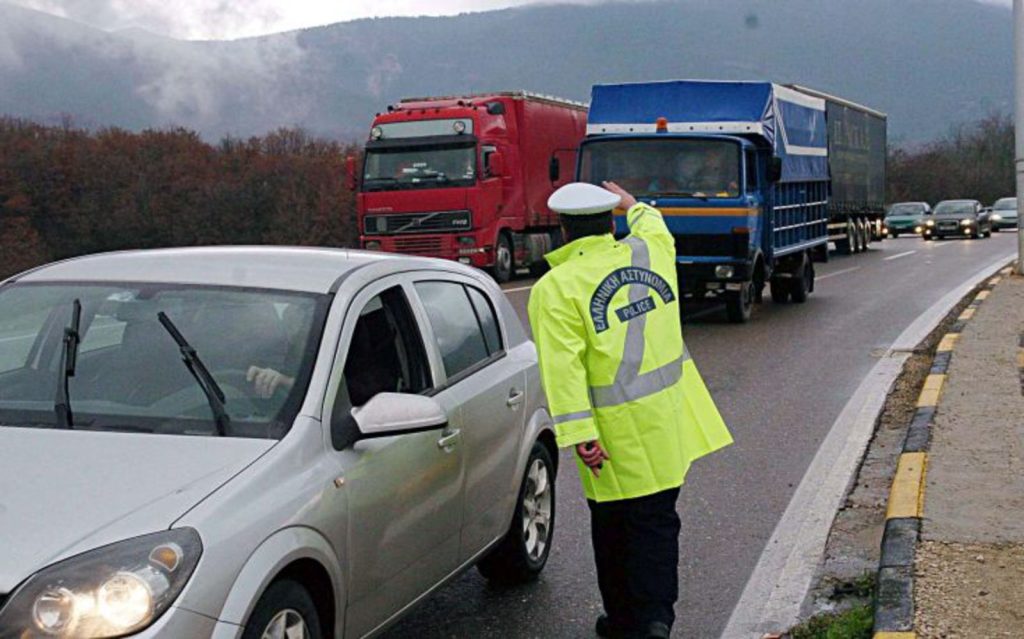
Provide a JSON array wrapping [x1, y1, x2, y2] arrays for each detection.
[[587, 486, 682, 632]]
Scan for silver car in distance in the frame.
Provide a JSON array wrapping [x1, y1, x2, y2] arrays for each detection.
[[0, 247, 557, 639]]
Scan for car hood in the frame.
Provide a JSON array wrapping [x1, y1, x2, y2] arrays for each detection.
[[0, 427, 275, 593], [886, 215, 921, 223]]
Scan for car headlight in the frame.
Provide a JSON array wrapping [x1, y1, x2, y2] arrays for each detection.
[[914, 226, 923, 233], [925, 219, 935, 227], [960, 219, 973, 226], [714, 265, 735, 279], [991, 213, 1002, 221], [0, 529, 202, 638]]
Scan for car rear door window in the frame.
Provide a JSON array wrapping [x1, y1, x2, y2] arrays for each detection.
[[465, 286, 502, 355], [415, 281, 495, 379]]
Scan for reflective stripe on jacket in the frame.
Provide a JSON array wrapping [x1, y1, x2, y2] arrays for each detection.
[[528, 203, 733, 502]]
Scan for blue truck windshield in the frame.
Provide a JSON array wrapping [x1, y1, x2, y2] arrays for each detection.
[[363, 144, 477, 191], [580, 138, 741, 198]]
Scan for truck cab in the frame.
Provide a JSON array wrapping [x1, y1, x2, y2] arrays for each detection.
[[354, 93, 587, 282]]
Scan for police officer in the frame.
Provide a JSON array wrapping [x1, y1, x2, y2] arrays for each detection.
[[528, 181, 733, 638]]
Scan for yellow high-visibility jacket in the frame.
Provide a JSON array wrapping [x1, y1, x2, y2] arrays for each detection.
[[528, 203, 733, 502]]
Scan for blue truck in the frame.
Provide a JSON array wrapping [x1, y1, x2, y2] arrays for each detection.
[[577, 80, 887, 322]]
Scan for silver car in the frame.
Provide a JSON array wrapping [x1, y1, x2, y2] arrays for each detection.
[[0, 247, 557, 638]]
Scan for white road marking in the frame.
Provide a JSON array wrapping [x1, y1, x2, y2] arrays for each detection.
[[721, 254, 1015, 638], [815, 266, 860, 281], [501, 284, 535, 294], [883, 250, 917, 261]]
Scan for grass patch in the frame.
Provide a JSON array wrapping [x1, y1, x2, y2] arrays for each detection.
[[787, 604, 873, 639], [787, 572, 874, 639]]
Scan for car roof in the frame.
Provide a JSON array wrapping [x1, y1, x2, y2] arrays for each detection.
[[935, 199, 979, 205], [6, 246, 471, 294]]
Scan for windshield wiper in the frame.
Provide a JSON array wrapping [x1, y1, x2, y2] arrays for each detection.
[[157, 312, 229, 436], [54, 299, 82, 429]]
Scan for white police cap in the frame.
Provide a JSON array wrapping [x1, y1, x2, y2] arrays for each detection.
[[548, 182, 621, 216]]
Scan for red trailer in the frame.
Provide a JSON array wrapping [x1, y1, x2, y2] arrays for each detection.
[[350, 92, 588, 281]]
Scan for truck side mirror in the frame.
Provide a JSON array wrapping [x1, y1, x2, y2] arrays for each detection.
[[345, 155, 358, 191], [549, 157, 561, 182], [768, 156, 783, 183], [489, 151, 506, 177]]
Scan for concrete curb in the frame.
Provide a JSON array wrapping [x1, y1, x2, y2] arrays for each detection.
[[871, 265, 1014, 638]]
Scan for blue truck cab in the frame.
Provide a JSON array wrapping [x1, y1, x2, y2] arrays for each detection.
[[577, 80, 885, 322]]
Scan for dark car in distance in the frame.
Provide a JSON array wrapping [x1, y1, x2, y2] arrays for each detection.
[[922, 199, 991, 240]]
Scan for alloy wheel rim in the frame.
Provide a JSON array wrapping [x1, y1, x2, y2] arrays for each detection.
[[521, 458, 552, 562], [261, 609, 309, 639]]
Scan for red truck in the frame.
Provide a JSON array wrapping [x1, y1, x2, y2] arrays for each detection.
[[350, 92, 588, 281]]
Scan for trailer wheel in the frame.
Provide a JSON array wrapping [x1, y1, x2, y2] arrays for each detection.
[[836, 222, 855, 255], [492, 232, 514, 283], [862, 219, 872, 248], [853, 220, 865, 253], [725, 281, 754, 323]]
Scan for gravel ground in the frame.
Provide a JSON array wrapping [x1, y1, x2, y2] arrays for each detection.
[[915, 541, 1024, 638]]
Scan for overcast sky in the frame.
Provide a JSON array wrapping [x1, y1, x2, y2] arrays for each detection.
[[6, 0, 1010, 40]]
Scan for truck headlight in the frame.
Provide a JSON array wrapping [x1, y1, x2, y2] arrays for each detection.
[[0, 529, 202, 638], [960, 219, 973, 226], [714, 265, 735, 279], [364, 241, 382, 251]]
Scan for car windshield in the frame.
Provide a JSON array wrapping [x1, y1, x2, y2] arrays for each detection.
[[580, 138, 742, 198], [933, 202, 976, 216], [0, 282, 326, 439], [363, 142, 477, 191], [887, 204, 924, 216], [994, 198, 1017, 211]]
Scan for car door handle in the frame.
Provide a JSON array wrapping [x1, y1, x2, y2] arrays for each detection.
[[506, 389, 525, 407], [437, 429, 461, 451]]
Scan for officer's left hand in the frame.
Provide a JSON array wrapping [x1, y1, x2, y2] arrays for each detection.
[[576, 440, 610, 477]]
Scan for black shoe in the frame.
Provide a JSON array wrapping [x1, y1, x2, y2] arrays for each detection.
[[595, 614, 632, 638], [644, 621, 671, 639]]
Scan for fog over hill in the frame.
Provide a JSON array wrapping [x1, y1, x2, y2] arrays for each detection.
[[0, 0, 1012, 143]]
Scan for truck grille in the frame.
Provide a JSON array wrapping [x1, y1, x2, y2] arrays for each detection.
[[364, 211, 472, 235], [674, 233, 746, 258], [393, 237, 444, 254]]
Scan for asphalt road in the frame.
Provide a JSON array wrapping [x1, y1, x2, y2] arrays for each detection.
[[382, 232, 1019, 639]]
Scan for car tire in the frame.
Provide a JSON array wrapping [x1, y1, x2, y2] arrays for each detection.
[[890, 231, 899, 239], [725, 281, 754, 323], [242, 580, 323, 639], [492, 232, 514, 283], [477, 441, 556, 584]]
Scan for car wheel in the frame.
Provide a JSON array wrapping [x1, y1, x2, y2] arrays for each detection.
[[477, 441, 556, 583], [725, 281, 754, 323], [242, 580, 323, 639], [890, 231, 899, 239], [492, 232, 514, 283]]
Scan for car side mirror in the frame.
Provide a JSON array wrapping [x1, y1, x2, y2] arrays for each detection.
[[549, 156, 560, 182], [352, 393, 448, 439], [345, 155, 358, 191], [489, 151, 506, 178], [768, 156, 783, 183]]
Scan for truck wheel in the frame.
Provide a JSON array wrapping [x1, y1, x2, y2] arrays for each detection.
[[863, 220, 872, 248], [725, 281, 754, 323], [528, 260, 549, 278], [492, 233, 514, 283], [836, 222, 855, 255], [770, 279, 790, 304], [853, 220, 865, 253], [790, 259, 813, 303], [477, 441, 556, 584]]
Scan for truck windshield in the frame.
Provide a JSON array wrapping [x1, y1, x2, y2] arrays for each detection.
[[580, 138, 742, 198], [363, 143, 477, 191], [0, 282, 326, 439]]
